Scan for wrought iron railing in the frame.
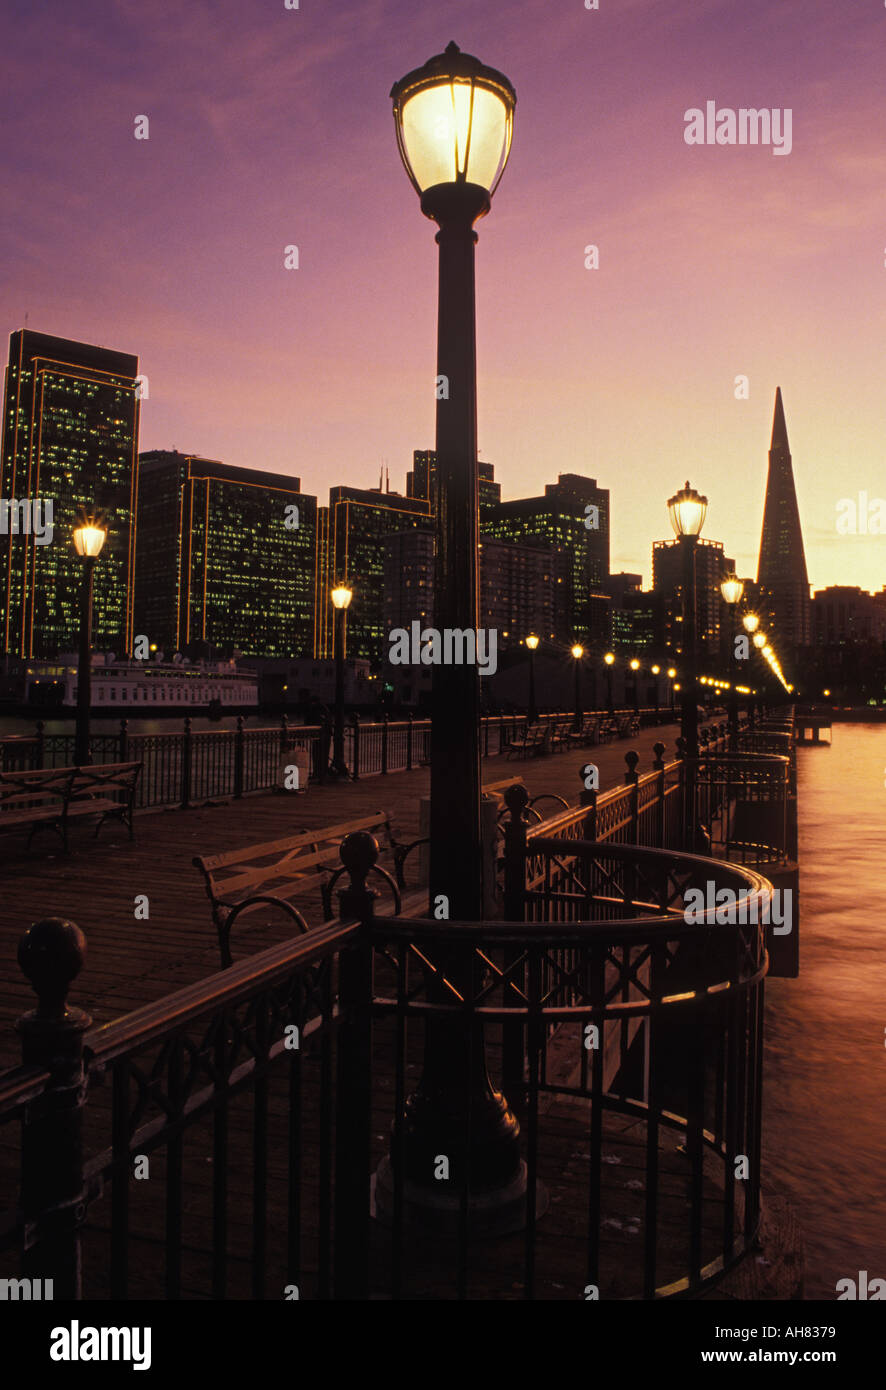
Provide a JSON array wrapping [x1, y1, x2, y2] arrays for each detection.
[[0, 830, 770, 1301], [0, 708, 672, 809]]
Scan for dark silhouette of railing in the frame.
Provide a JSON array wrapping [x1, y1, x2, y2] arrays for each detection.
[[0, 708, 674, 807], [0, 827, 770, 1301]]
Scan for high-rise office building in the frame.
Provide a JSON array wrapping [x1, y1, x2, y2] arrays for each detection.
[[756, 388, 811, 652], [653, 537, 734, 660], [317, 485, 432, 661], [383, 529, 565, 648], [483, 473, 610, 641], [135, 451, 316, 657], [406, 449, 501, 511], [1, 329, 140, 657]]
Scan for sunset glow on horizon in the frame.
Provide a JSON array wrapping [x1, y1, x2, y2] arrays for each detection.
[[4, 0, 884, 593]]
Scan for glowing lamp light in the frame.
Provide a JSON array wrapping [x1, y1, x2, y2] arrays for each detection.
[[753, 632, 767, 649], [604, 652, 615, 666], [823, 688, 831, 697], [629, 658, 640, 671], [390, 42, 516, 211], [667, 481, 707, 539], [331, 584, 353, 610], [571, 644, 584, 660], [720, 574, 744, 606], [667, 667, 676, 679], [526, 634, 539, 651], [742, 613, 760, 634], [72, 520, 107, 558]]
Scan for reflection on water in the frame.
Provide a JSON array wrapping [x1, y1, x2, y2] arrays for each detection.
[[763, 724, 886, 1299]]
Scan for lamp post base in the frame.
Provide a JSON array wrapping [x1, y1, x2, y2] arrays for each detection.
[[372, 1156, 546, 1236]]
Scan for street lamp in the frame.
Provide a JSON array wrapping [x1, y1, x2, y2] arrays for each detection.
[[629, 656, 640, 711], [742, 612, 760, 634], [72, 515, 108, 765], [391, 39, 515, 917], [667, 481, 706, 850], [525, 634, 539, 724], [571, 643, 584, 729], [387, 42, 521, 1227], [650, 663, 661, 716], [329, 583, 352, 778], [604, 651, 615, 712], [720, 573, 744, 747]]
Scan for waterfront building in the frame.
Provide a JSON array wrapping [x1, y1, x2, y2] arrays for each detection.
[[653, 536, 734, 660], [756, 388, 812, 653], [135, 451, 316, 659], [483, 473, 610, 641], [406, 449, 501, 511], [1, 329, 139, 658], [316, 485, 432, 662]]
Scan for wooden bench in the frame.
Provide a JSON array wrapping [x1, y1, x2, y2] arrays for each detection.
[[506, 724, 546, 760], [0, 762, 142, 851], [193, 810, 421, 967], [565, 714, 600, 751]]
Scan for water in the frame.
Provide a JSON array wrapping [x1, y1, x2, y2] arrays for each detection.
[[762, 723, 886, 1298]]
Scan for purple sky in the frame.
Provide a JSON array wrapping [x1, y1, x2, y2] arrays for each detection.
[[3, 0, 885, 592]]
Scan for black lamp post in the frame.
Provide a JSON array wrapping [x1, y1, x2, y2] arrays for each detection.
[[604, 651, 615, 712], [650, 663, 661, 716], [571, 644, 583, 729], [667, 481, 707, 849], [720, 573, 744, 748], [73, 517, 107, 766], [629, 657, 640, 711], [385, 41, 524, 1227], [329, 583, 352, 778], [526, 634, 539, 724]]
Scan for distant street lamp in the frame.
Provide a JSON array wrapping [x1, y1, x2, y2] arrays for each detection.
[[72, 515, 108, 765], [525, 633, 539, 724], [651, 663, 661, 715], [388, 41, 522, 1227], [629, 657, 640, 710], [604, 651, 615, 712], [571, 644, 584, 729], [667, 481, 707, 850], [329, 583, 353, 778], [742, 612, 760, 634], [720, 573, 744, 747]]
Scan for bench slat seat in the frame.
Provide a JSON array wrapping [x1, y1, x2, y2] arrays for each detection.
[[194, 809, 418, 967], [0, 762, 141, 850]]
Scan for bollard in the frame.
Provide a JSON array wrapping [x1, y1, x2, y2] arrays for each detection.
[[17, 918, 91, 1300]]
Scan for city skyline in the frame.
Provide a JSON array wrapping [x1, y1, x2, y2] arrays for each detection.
[[3, 1, 885, 594]]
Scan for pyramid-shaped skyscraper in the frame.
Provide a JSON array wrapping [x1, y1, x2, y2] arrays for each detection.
[[756, 387, 811, 653]]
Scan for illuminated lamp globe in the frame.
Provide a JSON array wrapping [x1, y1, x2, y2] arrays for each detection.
[[720, 574, 744, 606], [331, 584, 353, 611], [391, 42, 516, 223], [72, 520, 107, 558], [667, 481, 707, 539]]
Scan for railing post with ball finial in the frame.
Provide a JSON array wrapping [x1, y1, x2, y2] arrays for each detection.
[[16, 917, 91, 1299]]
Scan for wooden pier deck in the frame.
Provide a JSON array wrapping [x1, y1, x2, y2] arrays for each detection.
[[0, 719, 690, 1069], [0, 716, 803, 1300]]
